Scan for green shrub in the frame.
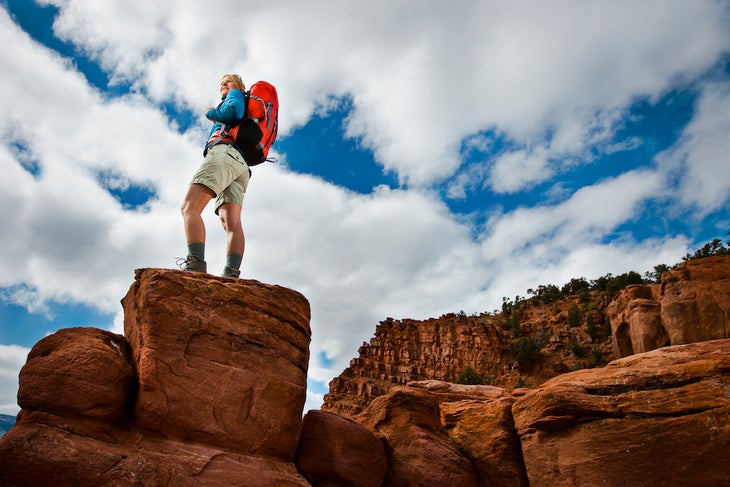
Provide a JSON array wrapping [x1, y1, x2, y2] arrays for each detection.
[[500, 311, 522, 336], [687, 237, 729, 260], [567, 304, 582, 328], [605, 271, 644, 297], [510, 314, 523, 336], [457, 366, 484, 385], [644, 264, 670, 283], [569, 337, 585, 357], [588, 345, 606, 368], [586, 315, 599, 342], [513, 337, 540, 367]]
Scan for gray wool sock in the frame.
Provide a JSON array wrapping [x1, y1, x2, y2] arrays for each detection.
[[187, 242, 205, 261], [226, 252, 243, 271]]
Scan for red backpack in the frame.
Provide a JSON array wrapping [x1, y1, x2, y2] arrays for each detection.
[[229, 81, 279, 166]]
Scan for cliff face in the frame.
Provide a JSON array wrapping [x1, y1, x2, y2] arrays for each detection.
[[323, 255, 730, 419], [324, 315, 519, 418], [323, 296, 613, 419]]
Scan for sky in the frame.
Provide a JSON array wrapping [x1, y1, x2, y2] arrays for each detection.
[[0, 0, 729, 416]]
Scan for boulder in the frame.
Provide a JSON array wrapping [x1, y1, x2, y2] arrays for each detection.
[[17, 327, 134, 422], [441, 398, 528, 487], [122, 268, 311, 459], [359, 387, 478, 487], [296, 410, 386, 487], [512, 339, 730, 487]]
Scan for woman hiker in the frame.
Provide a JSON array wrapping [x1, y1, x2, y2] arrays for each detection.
[[180, 73, 250, 278]]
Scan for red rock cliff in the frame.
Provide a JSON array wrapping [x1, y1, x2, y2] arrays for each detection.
[[324, 255, 730, 419]]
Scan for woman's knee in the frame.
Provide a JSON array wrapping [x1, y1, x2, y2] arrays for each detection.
[[218, 204, 242, 231], [182, 184, 214, 216]]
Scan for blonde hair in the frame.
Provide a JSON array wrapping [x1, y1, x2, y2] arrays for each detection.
[[221, 74, 245, 91]]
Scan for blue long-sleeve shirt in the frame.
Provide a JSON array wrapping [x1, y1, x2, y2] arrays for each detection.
[[205, 89, 246, 141]]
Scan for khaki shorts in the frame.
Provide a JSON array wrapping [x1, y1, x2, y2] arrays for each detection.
[[190, 144, 250, 213]]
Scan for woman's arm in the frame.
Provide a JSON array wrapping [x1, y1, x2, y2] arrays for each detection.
[[206, 89, 246, 123]]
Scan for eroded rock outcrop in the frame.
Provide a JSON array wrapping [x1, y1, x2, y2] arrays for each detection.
[[406, 381, 529, 487], [346, 338, 730, 486], [661, 255, 730, 344], [0, 268, 312, 487], [608, 255, 730, 357], [123, 268, 311, 458]]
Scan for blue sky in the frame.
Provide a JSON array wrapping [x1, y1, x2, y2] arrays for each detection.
[[1, 0, 729, 415]]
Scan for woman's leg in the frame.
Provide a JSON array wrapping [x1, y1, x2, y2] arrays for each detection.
[[218, 202, 244, 277], [181, 183, 215, 271], [218, 202, 244, 256], [181, 183, 215, 244]]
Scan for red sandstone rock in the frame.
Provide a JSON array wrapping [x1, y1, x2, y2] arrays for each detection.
[[440, 399, 528, 487], [401, 381, 528, 486], [359, 387, 478, 487], [609, 255, 730, 358], [295, 410, 386, 487], [17, 327, 134, 422], [325, 257, 730, 420], [0, 419, 311, 486], [122, 268, 311, 459], [3, 258, 730, 486], [407, 379, 512, 401], [0, 268, 313, 487], [512, 339, 730, 487], [323, 299, 616, 419], [607, 284, 667, 356], [323, 316, 519, 418], [661, 255, 730, 344]]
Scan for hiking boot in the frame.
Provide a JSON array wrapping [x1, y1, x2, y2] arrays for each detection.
[[177, 254, 207, 273], [222, 265, 240, 278]]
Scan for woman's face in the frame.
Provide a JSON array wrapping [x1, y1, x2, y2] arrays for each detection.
[[219, 76, 238, 97]]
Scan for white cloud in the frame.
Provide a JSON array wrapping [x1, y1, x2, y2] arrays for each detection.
[[670, 81, 730, 214], [34, 1, 730, 187], [488, 145, 553, 194], [0, 345, 29, 415], [476, 168, 673, 306], [480, 168, 665, 265]]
